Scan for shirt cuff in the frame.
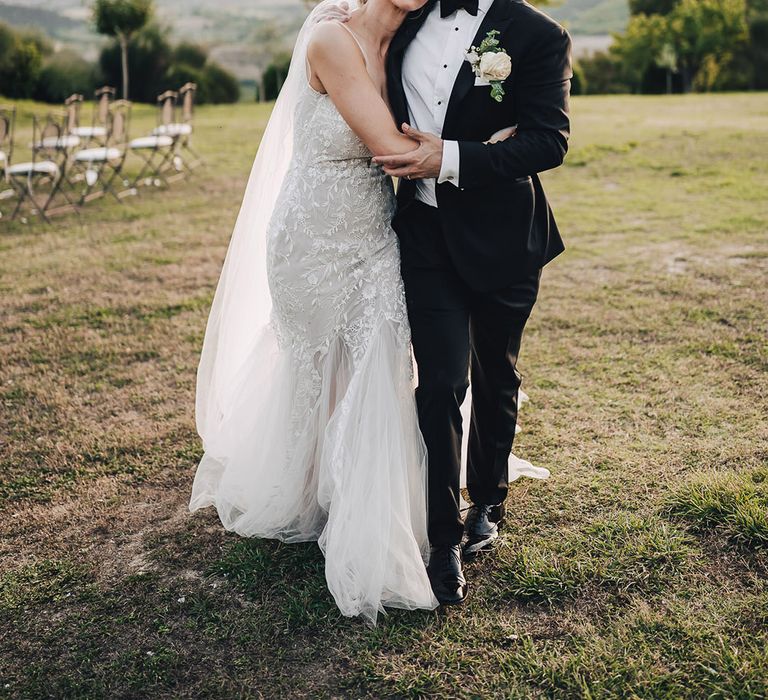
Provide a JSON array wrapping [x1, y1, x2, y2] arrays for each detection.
[[437, 139, 460, 187]]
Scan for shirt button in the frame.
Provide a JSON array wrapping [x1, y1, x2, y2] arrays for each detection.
[[437, 100, 442, 105], [455, 27, 459, 31], [448, 176, 454, 180]]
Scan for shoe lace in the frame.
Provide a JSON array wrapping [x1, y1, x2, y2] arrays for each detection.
[[467, 504, 493, 527]]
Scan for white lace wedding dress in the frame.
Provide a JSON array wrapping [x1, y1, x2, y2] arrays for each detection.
[[189, 34, 439, 623]]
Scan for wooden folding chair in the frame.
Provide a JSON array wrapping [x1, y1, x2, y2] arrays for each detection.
[[33, 102, 81, 159], [64, 93, 84, 136], [7, 113, 78, 222], [0, 105, 17, 219], [129, 90, 179, 188], [72, 86, 115, 147], [152, 82, 202, 174], [72, 100, 134, 205]]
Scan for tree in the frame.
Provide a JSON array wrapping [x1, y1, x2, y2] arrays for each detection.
[[667, 0, 749, 91], [92, 0, 153, 100], [13, 26, 53, 60], [612, 13, 670, 91], [613, 0, 749, 92], [0, 22, 43, 99], [629, 0, 679, 16], [656, 43, 678, 93], [34, 49, 102, 103], [748, 13, 768, 87], [99, 22, 171, 102], [174, 41, 208, 70]]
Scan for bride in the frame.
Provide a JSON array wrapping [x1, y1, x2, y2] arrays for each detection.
[[188, 0, 520, 623], [190, 0, 440, 624]]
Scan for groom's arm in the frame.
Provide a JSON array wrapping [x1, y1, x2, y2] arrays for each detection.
[[373, 26, 571, 184], [454, 26, 572, 189]]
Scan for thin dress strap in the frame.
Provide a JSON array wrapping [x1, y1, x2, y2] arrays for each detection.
[[333, 20, 370, 68]]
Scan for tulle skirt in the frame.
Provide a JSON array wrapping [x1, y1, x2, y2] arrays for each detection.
[[189, 314, 439, 624]]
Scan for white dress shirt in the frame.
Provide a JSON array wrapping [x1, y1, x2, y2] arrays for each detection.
[[401, 0, 494, 207]]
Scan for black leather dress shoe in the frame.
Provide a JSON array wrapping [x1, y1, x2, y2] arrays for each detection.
[[462, 502, 505, 558], [426, 544, 468, 605]]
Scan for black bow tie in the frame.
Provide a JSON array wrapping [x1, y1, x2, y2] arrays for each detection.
[[440, 0, 479, 18]]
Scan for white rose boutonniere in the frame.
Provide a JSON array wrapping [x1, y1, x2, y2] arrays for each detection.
[[465, 30, 511, 103]]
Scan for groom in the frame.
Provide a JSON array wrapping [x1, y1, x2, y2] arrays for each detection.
[[373, 0, 572, 604]]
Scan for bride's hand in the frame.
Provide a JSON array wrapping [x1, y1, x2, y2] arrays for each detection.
[[484, 125, 517, 144], [314, 0, 351, 23]]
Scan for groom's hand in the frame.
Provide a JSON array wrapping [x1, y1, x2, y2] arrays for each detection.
[[314, 0, 351, 23], [373, 124, 443, 180]]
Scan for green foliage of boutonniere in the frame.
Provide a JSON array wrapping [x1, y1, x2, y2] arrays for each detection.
[[465, 29, 512, 103]]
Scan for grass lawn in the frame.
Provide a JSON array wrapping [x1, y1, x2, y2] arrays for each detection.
[[0, 92, 766, 699]]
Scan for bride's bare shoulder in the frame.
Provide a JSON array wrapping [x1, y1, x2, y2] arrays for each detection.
[[307, 20, 364, 69]]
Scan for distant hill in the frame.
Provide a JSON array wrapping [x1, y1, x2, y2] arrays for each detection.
[[545, 0, 629, 35], [2, 0, 630, 35], [0, 3, 79, 34], [0, 0, 628, 78]]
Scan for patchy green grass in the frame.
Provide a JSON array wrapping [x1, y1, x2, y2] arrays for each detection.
[[496, 514, 697, 602], [664, 466, 768, 550], [0, 559, 95, 613], [1, 93, 767, 698]]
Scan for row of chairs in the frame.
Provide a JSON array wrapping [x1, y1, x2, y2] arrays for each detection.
[[0, 83, 202, 223]]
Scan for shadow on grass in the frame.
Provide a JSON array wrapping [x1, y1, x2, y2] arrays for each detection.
[[207, 536, 441, 638]]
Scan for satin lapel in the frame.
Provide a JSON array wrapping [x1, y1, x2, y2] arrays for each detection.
[[441, 0, 517, 136], [387, 0, 438, 127]]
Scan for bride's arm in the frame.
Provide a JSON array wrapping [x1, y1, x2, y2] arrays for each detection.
[[306, 22, 418, 157]]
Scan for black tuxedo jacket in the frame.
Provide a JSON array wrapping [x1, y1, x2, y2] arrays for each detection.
[[386, 0, 572, 291]]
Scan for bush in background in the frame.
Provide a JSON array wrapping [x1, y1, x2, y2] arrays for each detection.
[[0, 22, 44, 98], [202, 62, 240, 104], [34, 49, 103, 103], [261, 52, 291, 101], [99, 23, 239, 104], [578, 51, 631, 94], [173, 41, 207, 70], [570, 61, 586, 95]]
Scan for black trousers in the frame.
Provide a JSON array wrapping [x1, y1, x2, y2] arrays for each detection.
[[394, 200, 541, 547]]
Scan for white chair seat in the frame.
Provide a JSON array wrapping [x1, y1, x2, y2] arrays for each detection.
[[0, 150, 6, 162], [152, 123, 192, 137], [130, 135, 173, 149], [72, 126, 107, 138], [8, 161, 59, 176], [37, 135, 81, 149], [75, 147, 122, 162]]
